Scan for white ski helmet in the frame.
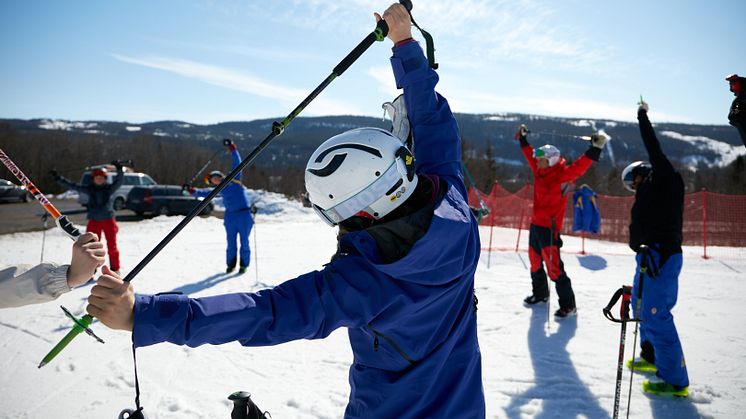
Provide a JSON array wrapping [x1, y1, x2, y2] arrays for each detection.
[[534, 144, 561, 167], [621, 161, 652, 192], [305, 127, 418, 226]]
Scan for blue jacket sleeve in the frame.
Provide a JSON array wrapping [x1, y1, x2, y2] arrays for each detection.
[[190, 187, 213, 198], [390, 41, 465, 198], [230, 148, 243, 181], [132, 259, 399, 348]]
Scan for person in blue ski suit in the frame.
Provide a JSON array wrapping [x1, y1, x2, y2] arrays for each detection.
[[187, 139, 253, 273], [624, 100, 689, 395], [86, 5, 485, 417]]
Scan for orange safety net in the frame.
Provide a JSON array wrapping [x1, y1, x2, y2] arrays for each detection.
[[469, 184, 746, 259]]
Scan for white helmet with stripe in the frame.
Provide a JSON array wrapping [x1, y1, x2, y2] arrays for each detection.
[[305, 127, 418, 226]]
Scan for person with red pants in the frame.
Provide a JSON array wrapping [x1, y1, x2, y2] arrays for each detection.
[[51, 161, 124, 273], [516, 125, 606, 318]]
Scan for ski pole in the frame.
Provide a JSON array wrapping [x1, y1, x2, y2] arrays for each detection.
[[461, 161, 489, 214], [625, 244, 650, 418], [602, 284, 634, 419], [0, 148, 106, 367], [547, 217, 555, 332], [0, 147, 81, 240], [41, 1, 411, 365], [185, 146, 223, 186], [251, 203, 259, 283]]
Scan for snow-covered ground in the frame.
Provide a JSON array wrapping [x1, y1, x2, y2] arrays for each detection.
[[1, 194, 744, 418]]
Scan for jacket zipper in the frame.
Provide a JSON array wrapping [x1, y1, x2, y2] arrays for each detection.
[[368, 324, 416, 365]]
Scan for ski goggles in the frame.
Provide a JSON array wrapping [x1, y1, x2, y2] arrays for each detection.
[[312, 158, 405, 227]]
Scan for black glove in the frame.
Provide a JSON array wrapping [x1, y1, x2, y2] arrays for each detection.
[[223, 138, 233, 146], [49, 170, 60, 180], [111, 160, 123, 170], [182, 183, 195, 194], [250, 203, 258, 214], [514, 124, 529, 146]]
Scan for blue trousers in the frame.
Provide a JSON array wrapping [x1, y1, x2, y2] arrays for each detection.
[[224, 209, 253, 267], [632, 249, 689, 387]]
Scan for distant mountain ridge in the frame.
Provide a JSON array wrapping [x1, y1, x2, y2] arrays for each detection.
[[3, 113, 744, 169]]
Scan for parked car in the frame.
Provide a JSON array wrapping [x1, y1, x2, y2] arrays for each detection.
[[126, 185, 213, 216], [0, 179, 29, 203], [77, 165, 156, 210]]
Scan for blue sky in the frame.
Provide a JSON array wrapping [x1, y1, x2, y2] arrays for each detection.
[[1, 0, 744, 125]]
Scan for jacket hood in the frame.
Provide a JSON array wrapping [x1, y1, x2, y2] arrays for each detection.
[[340, 181, 479, 285]]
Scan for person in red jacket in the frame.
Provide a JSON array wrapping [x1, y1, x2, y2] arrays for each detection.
[[516, 125, 607, 317]]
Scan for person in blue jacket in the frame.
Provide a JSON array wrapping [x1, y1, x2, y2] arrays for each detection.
[[187, 139, 253, 274], [86, 4, 485, 417]]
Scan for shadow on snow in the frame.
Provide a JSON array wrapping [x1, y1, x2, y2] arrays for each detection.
[[505, 306, 610, 419]]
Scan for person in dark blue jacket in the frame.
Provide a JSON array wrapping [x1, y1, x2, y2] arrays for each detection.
[[188, 139, 253, 274], [621, 100, 689, 397], [86, 4, 485, 417], [51, 162, 125, 273]]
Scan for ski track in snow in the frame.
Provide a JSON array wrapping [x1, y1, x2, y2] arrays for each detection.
[[1, 202, 745, 418]]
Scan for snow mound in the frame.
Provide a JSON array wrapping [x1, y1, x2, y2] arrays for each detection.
[[661, 130, 746, 168]]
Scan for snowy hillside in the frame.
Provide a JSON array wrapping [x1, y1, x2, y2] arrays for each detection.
[[0, 195, 744, 418]]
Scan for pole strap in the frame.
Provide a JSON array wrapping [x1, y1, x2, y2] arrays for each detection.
[[603, 285, 636, 323]]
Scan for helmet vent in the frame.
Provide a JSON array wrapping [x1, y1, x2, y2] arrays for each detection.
[[314, 143, 381, 163], [308, 153, 347, 177]]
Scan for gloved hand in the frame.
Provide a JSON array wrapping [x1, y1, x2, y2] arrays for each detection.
[[514, 124, 529, 141], [182, 183, 195, 194], [111, 160, 124, 170], [638, 100, 649, 113], [250, 203, 258, 215], [590, 133, 609, 149], [223, 138, 237, 151], [49, 170, 61, 180]]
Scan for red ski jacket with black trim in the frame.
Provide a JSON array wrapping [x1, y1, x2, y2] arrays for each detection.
[[521, 144, 595, 232]]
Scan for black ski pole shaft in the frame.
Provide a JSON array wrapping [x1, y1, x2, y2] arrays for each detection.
[[123, 19, 391, 284], [186, 148, 222, 186], [625, 245, 649, 418], [609, 285, 632, 419]]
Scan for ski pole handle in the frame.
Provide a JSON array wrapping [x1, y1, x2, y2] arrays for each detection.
[[333, 18, 389, 76], [0, 147, 80, 240]]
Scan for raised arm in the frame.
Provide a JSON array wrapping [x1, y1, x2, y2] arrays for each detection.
[[638, 103, 675, 176], [382, 5, 463, 194], [109, 164, 125, 192], [51, 171, 84, 192], [515, 125, 538, 174], [228, 144, 243, 181]]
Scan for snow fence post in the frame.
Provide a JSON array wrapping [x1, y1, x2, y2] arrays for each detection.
[[702, 188, 708, 259]]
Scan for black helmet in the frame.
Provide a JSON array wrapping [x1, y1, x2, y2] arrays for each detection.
[[621, 161, 652, 192]]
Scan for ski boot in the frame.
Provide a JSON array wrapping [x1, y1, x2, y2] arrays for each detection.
[[627, 357, 657, 373], [554, 306, 577, 319], [227, 258, 237, 274], [642, 380, 688, 397], [523, 294, 548, 306], [238, 266, 248, 274]]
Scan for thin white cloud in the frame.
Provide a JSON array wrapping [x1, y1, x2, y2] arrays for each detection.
[[111, 53, 361, 116], [432, 84, 690, 123], [366, 65, 400, 99]]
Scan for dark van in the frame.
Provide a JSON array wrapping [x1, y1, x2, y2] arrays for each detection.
[[126, 186, 213, 216]]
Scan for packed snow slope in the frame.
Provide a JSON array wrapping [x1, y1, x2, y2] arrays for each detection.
[[1, 193, 744, 418]]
